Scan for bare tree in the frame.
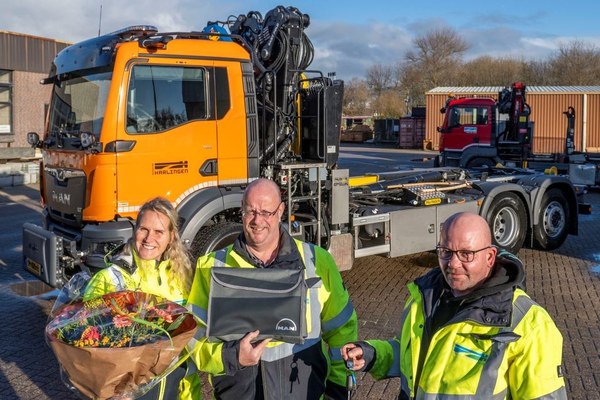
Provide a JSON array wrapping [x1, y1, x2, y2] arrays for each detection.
[[366, 64, 397, 97], [456, 56, 527, 86], [398, 27, 469, 108], [343, 78, 372, 116], [545, 40, 600, 85], [372, 90, 405, 118], [405, 27, 469, 87]]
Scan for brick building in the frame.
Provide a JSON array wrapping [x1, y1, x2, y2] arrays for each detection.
[[0, 31, 69, 152]]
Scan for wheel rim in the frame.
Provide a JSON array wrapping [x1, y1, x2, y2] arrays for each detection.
[[543, 201, 566, 238], [492, 206, 519, 247]]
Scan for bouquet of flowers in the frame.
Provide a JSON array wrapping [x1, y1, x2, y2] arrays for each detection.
[[45, 273, 198, 400]]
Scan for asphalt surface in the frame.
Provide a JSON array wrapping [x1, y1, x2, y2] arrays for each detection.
[[1, 147, 600, 399]]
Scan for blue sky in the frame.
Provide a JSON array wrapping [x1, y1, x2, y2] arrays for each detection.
[[1, 0, 599, 81]]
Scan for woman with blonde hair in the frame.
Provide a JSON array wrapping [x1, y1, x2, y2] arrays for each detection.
[[84, 196, 199, 399]]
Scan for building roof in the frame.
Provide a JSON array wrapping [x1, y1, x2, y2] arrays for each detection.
[[427, 86, 600, 94]]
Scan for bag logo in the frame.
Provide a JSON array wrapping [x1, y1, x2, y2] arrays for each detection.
[[275, 318, 297, 332]]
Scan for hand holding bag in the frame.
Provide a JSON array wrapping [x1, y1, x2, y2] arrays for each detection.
[[207, 267, 308, 344]]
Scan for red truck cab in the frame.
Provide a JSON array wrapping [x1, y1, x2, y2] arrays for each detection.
[[438, 84, 532, 168]]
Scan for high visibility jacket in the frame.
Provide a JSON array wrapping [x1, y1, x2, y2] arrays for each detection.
[[364, 253, 567, 400], [83, 247, 200, 400], [187, 233, 358, 400]]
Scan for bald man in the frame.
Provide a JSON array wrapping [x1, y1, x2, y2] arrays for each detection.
[[187, 178, 357, 400], [342, 212, 567, 400]]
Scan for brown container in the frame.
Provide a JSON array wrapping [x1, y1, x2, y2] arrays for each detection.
[[398, 117, 426, 149]]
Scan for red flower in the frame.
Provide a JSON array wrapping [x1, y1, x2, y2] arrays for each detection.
[[113, 315, 132, 328], [81, 326, 100, 342]]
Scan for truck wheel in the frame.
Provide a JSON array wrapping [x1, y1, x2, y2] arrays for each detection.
[[191, 222, 242, 259], [467, 157, 495, 168], [485, 193, 527, 254], [533, 188, 569, 250]]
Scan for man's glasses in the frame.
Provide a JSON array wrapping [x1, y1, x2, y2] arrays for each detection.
[[436, 246, 491, 263], [241, 202, 283, 219]]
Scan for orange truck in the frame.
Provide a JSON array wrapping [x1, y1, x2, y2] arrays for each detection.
[[23, 7, 579, 288]]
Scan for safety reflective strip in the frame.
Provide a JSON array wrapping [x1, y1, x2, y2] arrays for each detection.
[[189, 303, 208, 323], [117, 178, 251, 213], [473, 294, 532, 398], [387, 303, 412, 378], [329, 346, 343, 361], [413, 295, 535, 399], [415, 391, 507, 400], [386, 339, 401, 377], [186, 303, 207, 353], [400, 374, 410, 398], [107, 266, 128, 291], [213, 248, 228, 267], [537, 387, 568, 400], [322, 299, 355, 334], [300, 242, 321, 340]]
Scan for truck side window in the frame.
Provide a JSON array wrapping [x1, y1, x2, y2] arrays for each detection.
[[126, 65, 208, 134], [476, 108, 488, 125]]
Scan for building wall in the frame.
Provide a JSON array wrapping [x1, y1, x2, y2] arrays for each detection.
[[12, 71, 51, 147], [425, 88, 600, 154], [0, 31, 69, 150]]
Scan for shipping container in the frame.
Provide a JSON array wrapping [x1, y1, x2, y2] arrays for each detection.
[[398, 117, 426, 149], [374, 118, 399, 143]]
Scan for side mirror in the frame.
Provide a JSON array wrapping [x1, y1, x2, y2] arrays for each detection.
[[27, 132, 40, 147]]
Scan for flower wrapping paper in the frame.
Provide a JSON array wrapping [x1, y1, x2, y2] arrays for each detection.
[[46, 289, 197, 400]]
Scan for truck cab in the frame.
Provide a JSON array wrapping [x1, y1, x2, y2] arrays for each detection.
[[438, 82, 533, 168]]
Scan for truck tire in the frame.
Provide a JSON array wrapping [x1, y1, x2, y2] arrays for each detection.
[[191, 222, 242, 259], [467, 157, 495, 168], [485, 193, 527, 254], [533, 188, 569, 250]]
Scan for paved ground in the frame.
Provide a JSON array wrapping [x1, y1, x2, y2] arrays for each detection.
[[1, 172, 600, 399]]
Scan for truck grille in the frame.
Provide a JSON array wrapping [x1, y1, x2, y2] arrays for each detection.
[[43, 168, 86, 227]]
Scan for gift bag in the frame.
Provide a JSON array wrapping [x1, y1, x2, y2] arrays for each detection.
[[207, 267, 308, 343]]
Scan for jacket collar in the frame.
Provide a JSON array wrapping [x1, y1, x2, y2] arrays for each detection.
[[232, 226, 303, 269], [414, 249, 525, 327]]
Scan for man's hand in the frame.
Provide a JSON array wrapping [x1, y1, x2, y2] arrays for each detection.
[[238, 330, 271, 367], [341, 343, 365, 371]]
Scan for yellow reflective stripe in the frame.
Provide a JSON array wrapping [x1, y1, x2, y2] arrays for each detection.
[[301, 242, 321, 340]]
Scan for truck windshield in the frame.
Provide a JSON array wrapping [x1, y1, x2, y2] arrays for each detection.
[[47, 69, 111, 147]]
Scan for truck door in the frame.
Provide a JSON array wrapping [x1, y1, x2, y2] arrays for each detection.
[[441, 105, 492, 151], [115, 62, 220, 215]]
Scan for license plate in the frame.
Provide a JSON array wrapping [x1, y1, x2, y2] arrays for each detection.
[[26, 259, 42, 276]]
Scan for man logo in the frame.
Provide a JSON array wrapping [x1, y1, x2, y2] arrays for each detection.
[[275, 318, 297, 332]]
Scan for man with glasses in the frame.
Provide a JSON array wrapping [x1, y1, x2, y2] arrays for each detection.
[[342, 212, 566, 399], [188, 178, 357, 399]]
